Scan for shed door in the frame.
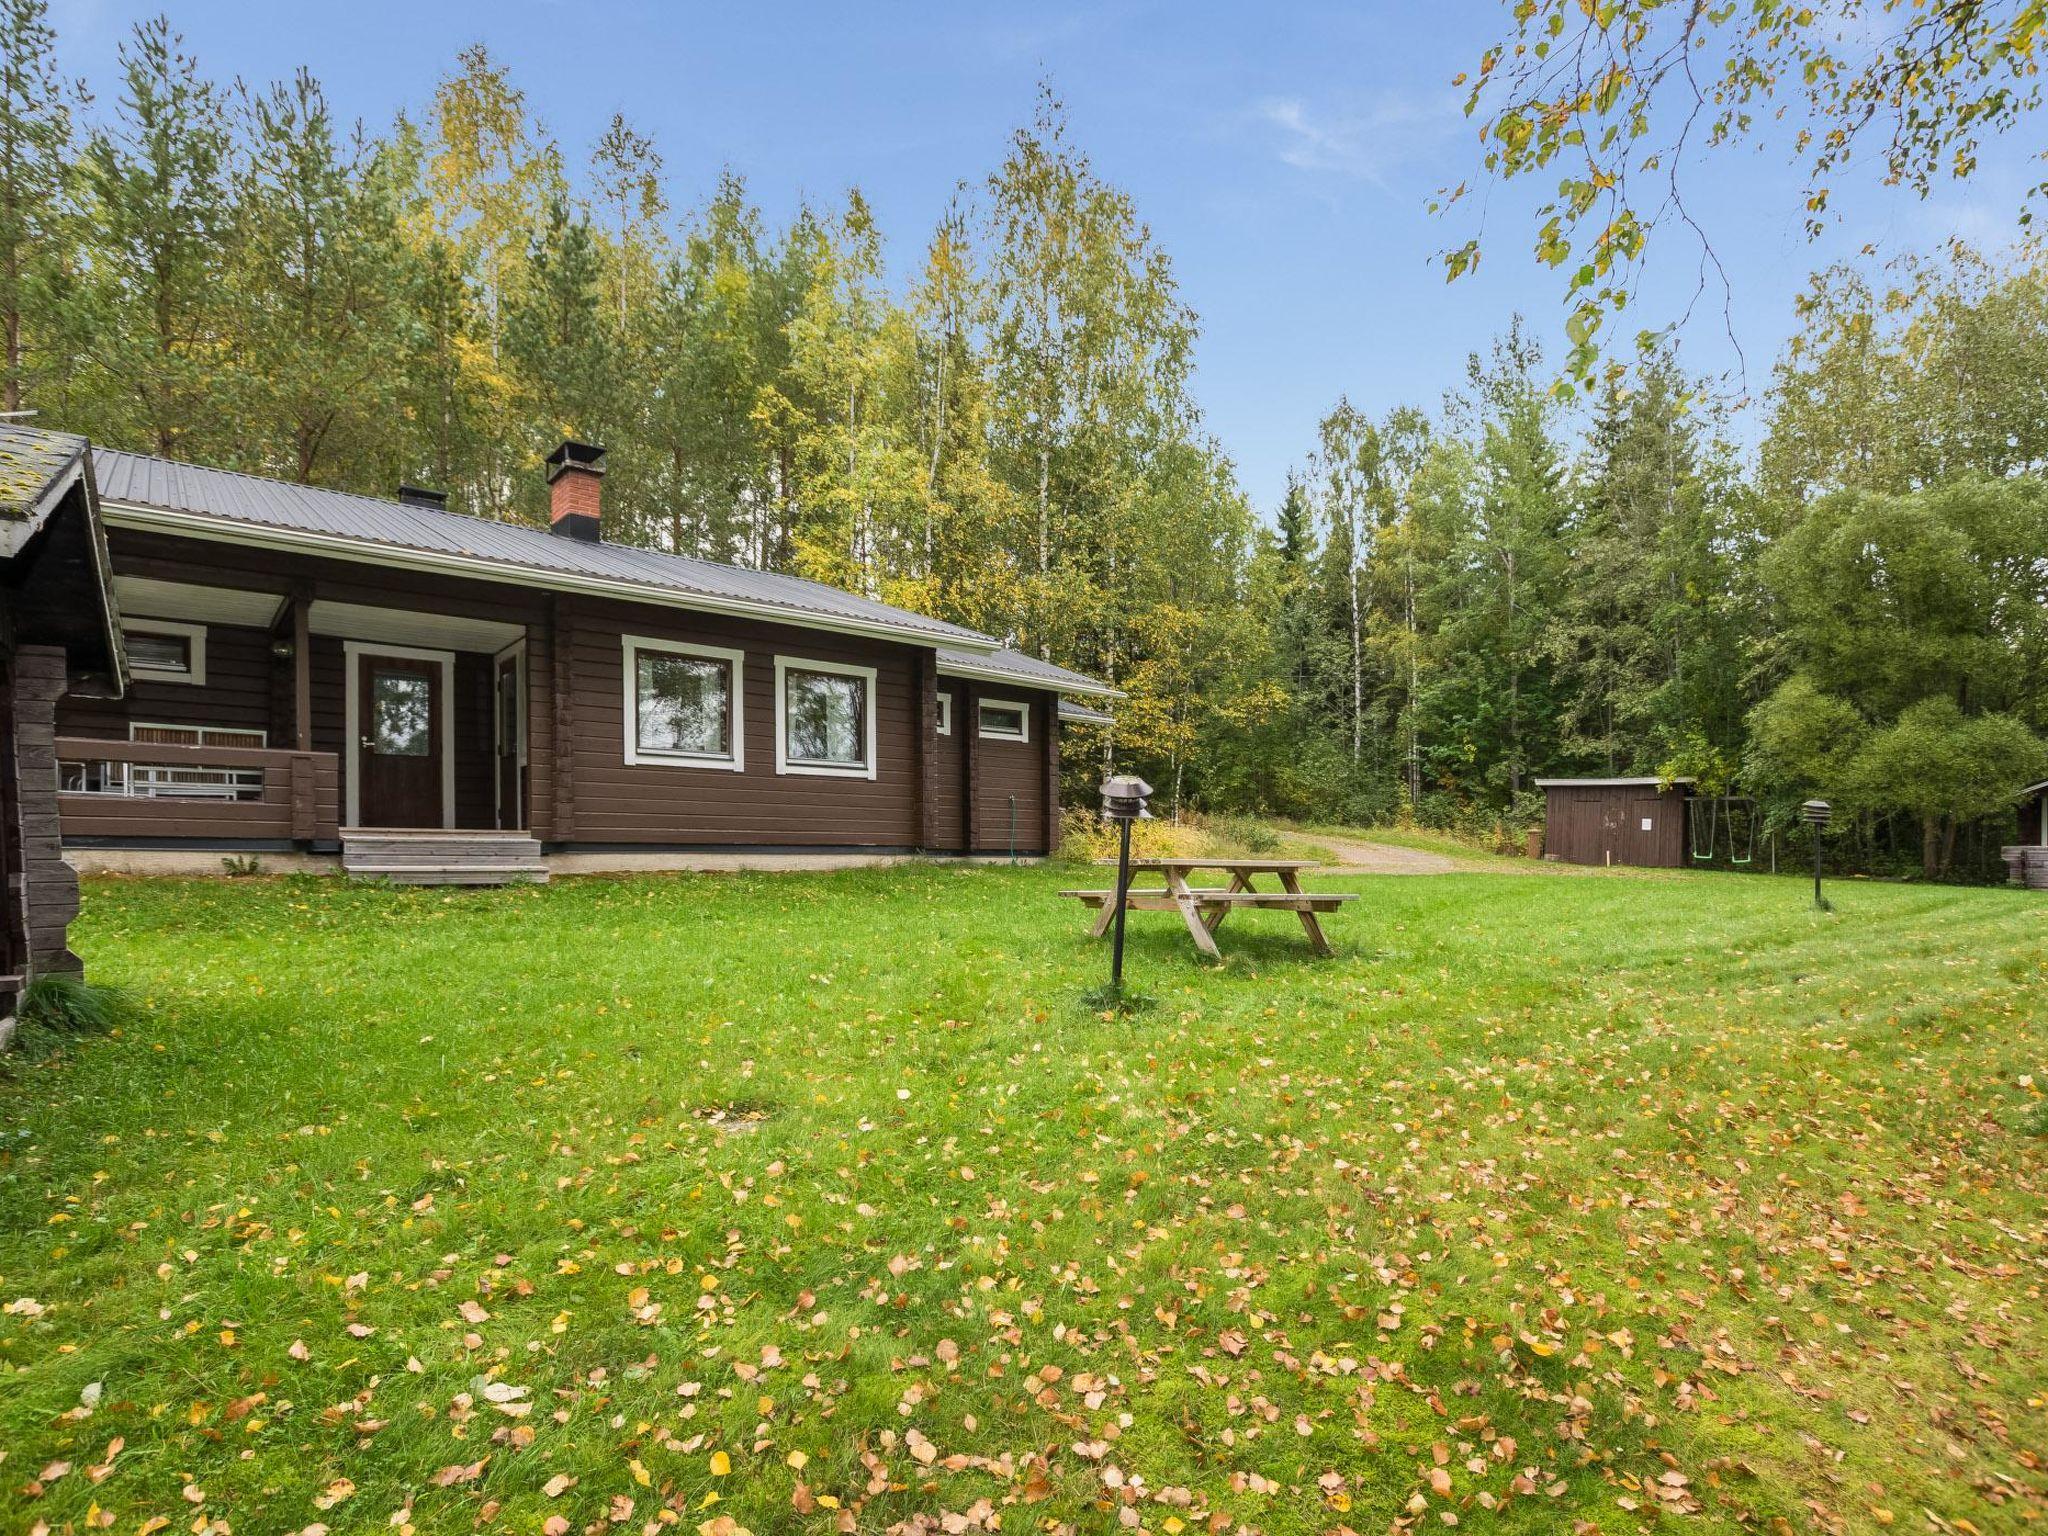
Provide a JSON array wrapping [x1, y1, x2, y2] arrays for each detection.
[[1625, 796, 1667, 866]]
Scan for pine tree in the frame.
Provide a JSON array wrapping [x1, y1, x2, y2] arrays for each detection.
[[229, 68, 412, 486], [0, 0, 75, 416], [79, 15, 231, 457]]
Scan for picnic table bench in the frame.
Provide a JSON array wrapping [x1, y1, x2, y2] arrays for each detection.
[[1061, 856, 1357, 959]]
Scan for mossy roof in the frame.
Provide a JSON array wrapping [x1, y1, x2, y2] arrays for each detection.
[[0, 424, 88, 525]]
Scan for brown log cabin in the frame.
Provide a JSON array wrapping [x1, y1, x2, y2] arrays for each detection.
[[51, 438, 1116, 881]]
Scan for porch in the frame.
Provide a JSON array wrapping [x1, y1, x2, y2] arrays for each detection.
[[56, 572, 538, 859]]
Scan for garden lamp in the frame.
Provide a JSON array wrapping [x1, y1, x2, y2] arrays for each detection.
[[1801, 799, 1832, 912], [1099, 775, 1153, 993]]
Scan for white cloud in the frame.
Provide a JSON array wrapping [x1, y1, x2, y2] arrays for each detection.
[[1254, 91, 1462, 186]]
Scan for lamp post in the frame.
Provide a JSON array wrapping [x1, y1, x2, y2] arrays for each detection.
[[1802, 799, 1832, 912], [1099, 775, 1153, 995]]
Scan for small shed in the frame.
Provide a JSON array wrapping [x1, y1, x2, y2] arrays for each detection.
[[1534, 776, 1695, 868], [2, 426, 125, 1036]]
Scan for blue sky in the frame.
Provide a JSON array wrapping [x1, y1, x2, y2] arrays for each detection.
[[49, 0, 2033, 510]]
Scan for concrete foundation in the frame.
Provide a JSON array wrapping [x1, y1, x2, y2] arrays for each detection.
[[69, 847, 1041, 878]]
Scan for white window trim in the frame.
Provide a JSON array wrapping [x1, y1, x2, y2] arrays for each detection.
[[622, 635, 746, 771], [977, 697, 1032, 743], [774, 655, 878, 779], [129, 721, 266, 747], [123, 617, 207, 686], [342, 641, 456, 829], [935, 693, 953, 736]]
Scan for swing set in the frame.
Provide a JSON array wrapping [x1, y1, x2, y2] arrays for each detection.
[[1687, 792, 1759, 865]]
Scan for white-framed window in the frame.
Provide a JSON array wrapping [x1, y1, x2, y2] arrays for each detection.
[[623, 635, 745, 770], [977, 697, 1031, 742], [129, 722, 265, 748], [122, 618, 207, 685], [935, 693, 953, 736], [774, 656, 877, 779]]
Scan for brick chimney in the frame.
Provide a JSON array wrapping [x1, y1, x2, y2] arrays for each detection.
[[545, 440, 605, 541]]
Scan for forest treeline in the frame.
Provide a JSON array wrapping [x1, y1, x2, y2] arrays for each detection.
[[6, 7, 2047, 877]]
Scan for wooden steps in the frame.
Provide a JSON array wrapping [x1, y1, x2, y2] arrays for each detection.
[[342, 829, 548, 886]]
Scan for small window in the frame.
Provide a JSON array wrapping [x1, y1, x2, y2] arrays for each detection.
[[935, 694, 953, 736], [123, 619, 206, 685], [775, 656, 876, 778], [977, 698, 1030, 742], [623, 636, 745, 770]]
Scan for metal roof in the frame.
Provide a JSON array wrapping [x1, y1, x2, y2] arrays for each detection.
[[1533, 776, 1696, 789], [1057, 699, 1116, 726], [92, 448, 996, 650], [936, 644, 1121, 699]]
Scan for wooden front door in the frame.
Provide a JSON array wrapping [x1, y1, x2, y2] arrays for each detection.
[[495, 652, 523, 830], [357, 654, 442, 828]]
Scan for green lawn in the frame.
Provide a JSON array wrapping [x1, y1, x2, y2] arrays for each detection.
[[2, 865, 2044, 1535]]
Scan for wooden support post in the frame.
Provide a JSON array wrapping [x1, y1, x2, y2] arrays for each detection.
[[289, 753, 315, 843], [915, 650, 937, 853], [550, 597, 576, 843], [292, 584, 312, 753], [961, 681, 980, 855], [1042, 695, 1060, 857]]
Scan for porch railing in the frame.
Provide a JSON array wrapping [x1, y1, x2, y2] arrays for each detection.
[[55, 737, 341, 846]]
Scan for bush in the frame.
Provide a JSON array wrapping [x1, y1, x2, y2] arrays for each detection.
[[1055, 808, 1213, 866], [8, 973, 126, 1061], [1204, 813, 1279, 856]]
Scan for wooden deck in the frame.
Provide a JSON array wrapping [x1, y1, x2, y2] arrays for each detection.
[[341, 829, 548, 885]]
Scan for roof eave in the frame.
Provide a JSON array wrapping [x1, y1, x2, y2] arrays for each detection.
[[936, 656, 1122, 699], [1533, 777, 1696, 788], [0, 446, 86, 556], [100, 500, 1001, 654]]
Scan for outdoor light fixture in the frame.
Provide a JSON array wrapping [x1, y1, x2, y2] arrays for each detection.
[[1099, 774, 1153, 996], [269, 639, 296, 660], [1801, 799, 1832, 911]]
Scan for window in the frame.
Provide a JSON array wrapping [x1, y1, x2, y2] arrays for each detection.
[[123, 619, 206, 685], [371, 672, 434, 756], [774, 656, 876, 778], [622, 636, 744, 770], [977, 698, 1031, 742], [935, 694, 953, 736]]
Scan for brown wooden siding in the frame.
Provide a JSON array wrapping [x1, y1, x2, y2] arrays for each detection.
[[559, 597, 923, 847], [56, 527, 1069, 852], [971, 691, 1050, 855], [0, 648, 19, 1009], [1542, 784, 1688, 868], [63, 620, 278, 743], [56, 737, 339, 844], [930, 680, 966, 851], [11, 648, 83, 979]]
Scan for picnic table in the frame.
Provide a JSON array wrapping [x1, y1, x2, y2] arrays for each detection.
[[1061, 857, 1357, 959]]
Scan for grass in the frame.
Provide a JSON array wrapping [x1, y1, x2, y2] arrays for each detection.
[[1, 863, 2044, 1534]]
